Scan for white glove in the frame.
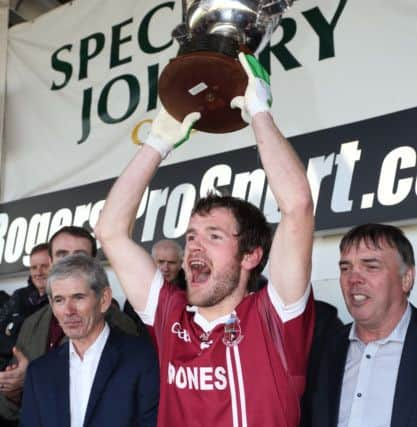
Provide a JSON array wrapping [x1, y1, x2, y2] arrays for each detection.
[[145, 106, 201, 159], [231, 53, 272, 123]]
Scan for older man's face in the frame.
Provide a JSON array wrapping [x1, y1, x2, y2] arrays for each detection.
[[49, 275, 110, 346], [339, 238, 413, 339], [153, 245, 182, 282]]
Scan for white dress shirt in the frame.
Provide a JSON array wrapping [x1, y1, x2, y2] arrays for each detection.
[[69, 323, 110, 427], [338, 304, 411, 427]]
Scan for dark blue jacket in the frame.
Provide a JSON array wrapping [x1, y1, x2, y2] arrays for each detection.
[[20, 328, 159, 427]]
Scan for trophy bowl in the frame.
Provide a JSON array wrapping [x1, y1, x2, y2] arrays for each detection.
[[158, 0, 296, 133]]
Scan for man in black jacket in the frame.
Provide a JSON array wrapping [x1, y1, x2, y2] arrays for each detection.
[[0, 244, 50, 369], [301, 224, 416, 427]]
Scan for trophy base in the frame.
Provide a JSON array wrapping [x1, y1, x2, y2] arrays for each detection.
[[158, 51, 248, 134]]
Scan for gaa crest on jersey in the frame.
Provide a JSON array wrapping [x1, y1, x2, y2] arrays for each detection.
[[222, 313, 244, 347], [171, 322, 191, 343]]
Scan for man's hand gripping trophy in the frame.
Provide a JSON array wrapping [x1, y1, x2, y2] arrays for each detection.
[[143, 52, 271, 155]]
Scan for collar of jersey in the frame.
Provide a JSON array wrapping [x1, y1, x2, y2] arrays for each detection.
[[186, 305, 236, 333]]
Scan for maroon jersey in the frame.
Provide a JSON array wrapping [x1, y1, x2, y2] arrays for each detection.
[[141, 273, 314, 427]]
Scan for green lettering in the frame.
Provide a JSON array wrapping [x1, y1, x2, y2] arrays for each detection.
[[77, 87, 92, 144], [98, 74, 140, 124], [302, 0, 348, 60], [79, 33, 105, 80], [51, 44, 73, 90], [138, 2, 174, 54], [259, 18, 301, 73], [110, 18, 133, 68], [147, 63, 159, 111]]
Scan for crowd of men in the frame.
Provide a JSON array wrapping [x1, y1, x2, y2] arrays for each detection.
[[0, 53, 415, 427]]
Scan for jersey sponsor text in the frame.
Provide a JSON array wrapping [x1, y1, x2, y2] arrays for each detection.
[[168, 362, 227, 391]]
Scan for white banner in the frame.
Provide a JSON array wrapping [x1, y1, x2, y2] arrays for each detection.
[[2, 0, 417, 202]]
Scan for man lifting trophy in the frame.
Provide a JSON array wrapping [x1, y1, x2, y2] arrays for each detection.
[[158, 0, 297, 133], [97, 0, 314, 423]]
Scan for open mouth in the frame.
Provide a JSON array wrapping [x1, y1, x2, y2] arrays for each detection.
[[351, 293, 368, 305], [189, 259, 211, 284]]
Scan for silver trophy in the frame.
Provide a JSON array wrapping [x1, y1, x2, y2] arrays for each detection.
[[158, 0, 296, 133]]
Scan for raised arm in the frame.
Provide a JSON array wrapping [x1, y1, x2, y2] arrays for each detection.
[[95, 108, 200, 312], [253, 114, 313, 304], [232, 54, 314, 304]]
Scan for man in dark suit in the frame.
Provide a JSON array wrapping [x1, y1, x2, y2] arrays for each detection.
[[301, 223, 416, 427], [0, 226, 139, 426], [20, 253, 159, 427]]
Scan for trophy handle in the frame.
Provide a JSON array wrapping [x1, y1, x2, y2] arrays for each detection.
[[260, 0, 294, 15], [172, 23, 190, 44], [181, 0, 187, 23]]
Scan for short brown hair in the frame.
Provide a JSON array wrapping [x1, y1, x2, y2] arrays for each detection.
[[192, 193, 272, 291], [48, 226, 97, 258], [30, 243, 49, 257]]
